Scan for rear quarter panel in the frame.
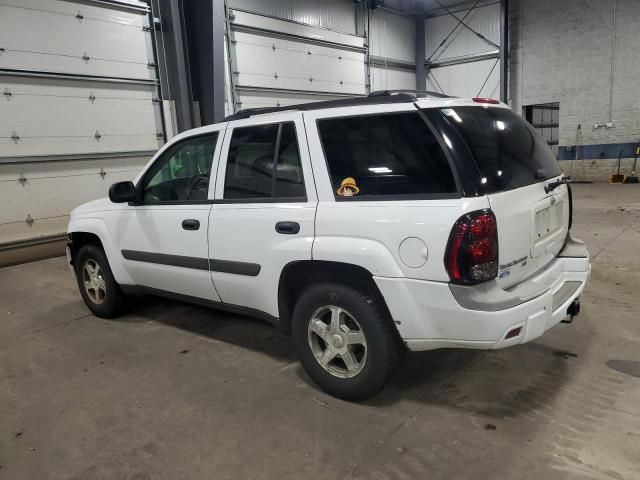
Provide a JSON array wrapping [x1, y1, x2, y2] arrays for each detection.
[[303, 104, 490, 281]]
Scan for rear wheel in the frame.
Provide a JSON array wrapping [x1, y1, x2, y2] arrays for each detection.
[[292, 283, 401, 401], [74, 243, 129, 318]]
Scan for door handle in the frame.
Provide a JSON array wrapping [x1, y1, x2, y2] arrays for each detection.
[[182, 219, 200, 230], [275, 221, 300, 234]]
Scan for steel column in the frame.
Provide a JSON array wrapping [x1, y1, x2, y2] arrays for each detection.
[[415, 14, 426, 91], [499, 0, 509, 102], [160, 0, 194, 132], [185, 0, 226, 124]]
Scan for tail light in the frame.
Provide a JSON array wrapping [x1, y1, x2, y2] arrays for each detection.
[[445, 209, 498, 284]]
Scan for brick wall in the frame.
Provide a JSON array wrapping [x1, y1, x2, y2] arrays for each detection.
[[509, 0, 640, 181]]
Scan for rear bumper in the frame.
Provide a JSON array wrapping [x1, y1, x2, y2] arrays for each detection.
[[374, 235, 590, 351]]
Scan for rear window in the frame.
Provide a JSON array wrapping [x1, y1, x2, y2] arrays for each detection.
[[317, 112, 457, 200], [438, 107, 561, 193]]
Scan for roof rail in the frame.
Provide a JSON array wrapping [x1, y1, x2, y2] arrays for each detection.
[[368, 89, 455, 99], [223, 93, 417, 122]]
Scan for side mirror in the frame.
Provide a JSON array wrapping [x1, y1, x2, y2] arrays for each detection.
[[109, 181, 136, 203]]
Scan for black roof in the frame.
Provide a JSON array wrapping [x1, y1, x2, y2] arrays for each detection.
[[223, 90, 453, 122]]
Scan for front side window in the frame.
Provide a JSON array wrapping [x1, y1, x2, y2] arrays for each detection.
[[317, 112, 457, 200], [224, 122, 305, 200], [141, 133, 218, 203]]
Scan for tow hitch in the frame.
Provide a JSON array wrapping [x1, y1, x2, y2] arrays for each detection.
[[562, 299, 581, 324]]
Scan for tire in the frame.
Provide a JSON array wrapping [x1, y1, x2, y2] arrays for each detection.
[[292, 283, 402, 401], [74, 243, 129, 318]]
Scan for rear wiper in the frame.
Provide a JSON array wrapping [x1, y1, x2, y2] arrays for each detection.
[[544, 175, 572, 194]]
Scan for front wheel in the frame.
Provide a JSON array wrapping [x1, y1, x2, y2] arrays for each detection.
[[292, 283, 402, 401], [74, 243, 129, 318]]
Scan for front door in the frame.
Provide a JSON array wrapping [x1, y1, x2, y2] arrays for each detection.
[[118, 130, 224, 301], [209, 113, 317, 317]]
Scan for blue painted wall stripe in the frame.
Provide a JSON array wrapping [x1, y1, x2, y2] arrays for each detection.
[[557, 143, 639, 160]]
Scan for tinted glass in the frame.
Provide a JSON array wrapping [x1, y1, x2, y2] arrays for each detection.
[[224, 124, 278, 199], [317, 112, 456, 199], [274, 123, 305, 198], [224, 123, 305, 200], [438, 107, 562, 193], [142, 133, 218, 203]]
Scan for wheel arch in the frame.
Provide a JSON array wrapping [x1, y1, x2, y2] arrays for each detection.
[[67, 217, 134, 285], [277, 260, 396, 333]]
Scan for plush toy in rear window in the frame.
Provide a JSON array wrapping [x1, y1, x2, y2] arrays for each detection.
[[337, 177, 360, 197]]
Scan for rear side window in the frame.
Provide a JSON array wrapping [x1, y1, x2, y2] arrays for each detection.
[[224, 122, 305, 201], [437, 107, 562, 193], [317, 112, 457, 200]]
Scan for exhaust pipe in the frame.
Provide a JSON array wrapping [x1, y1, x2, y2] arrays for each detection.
[[562, 299, 581, 324]]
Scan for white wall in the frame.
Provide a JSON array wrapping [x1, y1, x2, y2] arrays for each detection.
[[509, 0, 640, 180]]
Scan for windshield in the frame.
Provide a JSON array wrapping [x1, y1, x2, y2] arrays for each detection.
[[436, 106, 561, 193]]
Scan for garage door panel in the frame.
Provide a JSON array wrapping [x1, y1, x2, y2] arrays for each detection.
[[0, 156, 147, 224], [2, 134, 160, 158], [238, 90, 343, 110], [427, 59, 500, 99], [1, 79, 157, 141], [1, 0, 147, 27], [234, 31, 365, 95], [0, 216, 70, 244], [0, 50, 153, 80], [0, 3, 151, 79], [371, 66, 416, 91], [232, 9, 362, 48]]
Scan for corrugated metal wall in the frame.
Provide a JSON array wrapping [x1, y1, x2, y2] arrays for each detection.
[[425, 2, 500, 98], [369, 9, 416, 91], [228, 0, 358, 34], [370, 9, 415, 62]]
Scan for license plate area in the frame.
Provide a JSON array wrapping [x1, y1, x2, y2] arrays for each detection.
[[531, 197, 565, 257]]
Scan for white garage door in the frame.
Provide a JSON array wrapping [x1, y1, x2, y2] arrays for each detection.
[[227, 9, 366, 111], [0, 0, 164, 258]]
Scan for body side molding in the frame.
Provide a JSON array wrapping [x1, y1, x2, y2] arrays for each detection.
[[121, 250, 261, 276]]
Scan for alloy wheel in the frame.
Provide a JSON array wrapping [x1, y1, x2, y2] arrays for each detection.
[[307, 305, 367, 378], [82, 259, 106, 305]]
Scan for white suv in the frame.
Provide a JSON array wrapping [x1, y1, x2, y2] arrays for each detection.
[[67, 92, 590, 400]]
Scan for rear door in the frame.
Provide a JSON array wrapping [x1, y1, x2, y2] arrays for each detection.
[[436, 105, 568, 288], [209, 112, 317, 317]]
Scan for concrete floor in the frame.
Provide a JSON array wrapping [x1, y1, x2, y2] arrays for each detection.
[[1, 184, 639, 480]]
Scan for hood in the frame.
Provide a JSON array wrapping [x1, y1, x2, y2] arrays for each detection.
[[71, 197, 118, 217]]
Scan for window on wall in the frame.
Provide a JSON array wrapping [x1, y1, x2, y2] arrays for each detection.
[[524, 103, 559, 156]]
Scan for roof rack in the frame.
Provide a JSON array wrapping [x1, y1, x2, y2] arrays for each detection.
[[222, 90, 445, 122], [368, 89, 454, 99]]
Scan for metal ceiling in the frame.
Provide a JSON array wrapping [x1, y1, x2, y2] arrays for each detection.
[[381, 0, 498, 16]]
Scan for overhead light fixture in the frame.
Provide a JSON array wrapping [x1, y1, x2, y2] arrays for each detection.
[[369, 167, 392, 173]]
